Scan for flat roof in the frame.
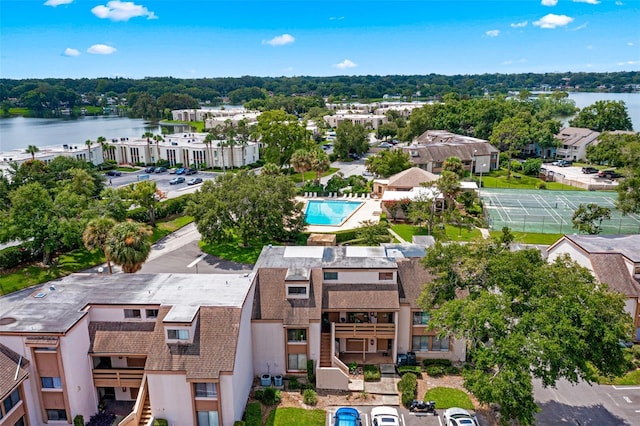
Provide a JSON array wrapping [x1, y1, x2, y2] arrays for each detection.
[[563, 234, 640, 263], [255, 245, 398, 270], [0, 273, 253, 334]]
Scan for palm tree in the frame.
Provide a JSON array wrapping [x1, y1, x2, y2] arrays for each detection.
[[261, 163, 281, 176], [25, 145, 39, 161], [203, 132, 215, 170], [142, 131, 154, 165], [310, 148, 330, 182], [152, 134, 163, 164], [83, 217, 116, 274], [290, 149, 312, 185], [97, 136, 107, 161], [223, 120, 237, 170], [105, 221, 152, 273], [85, 139, 93, 161]]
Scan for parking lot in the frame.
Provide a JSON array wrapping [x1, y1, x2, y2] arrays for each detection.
[[326, 406, 443, 426], [541, 164, 619, 189], [104, 168, 219, 199]]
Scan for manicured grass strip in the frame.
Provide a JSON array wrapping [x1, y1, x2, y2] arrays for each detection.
[[391, 224, 425, 242], [151, 216, 194, 242], [200, 239, 262, 265], [115, 166, 139, 172], [161, 120, 205, 132], [598, 369, 640, 386], [265, 407, 326, 426], [481, 174, 583, 191], [489, 231, 564, 245], [444, 224, 483, 242], [423, 386, 474, 410], [290, 168, 339, 184]]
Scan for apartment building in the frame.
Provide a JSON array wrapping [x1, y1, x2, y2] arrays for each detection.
[[554, 127, 600, 162], [323, 112, 388, 130], [547, 234, 640, 342]]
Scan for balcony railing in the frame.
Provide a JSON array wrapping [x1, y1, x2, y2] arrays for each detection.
[[93, 368, 144, 388], [334, 323, 395, 338]]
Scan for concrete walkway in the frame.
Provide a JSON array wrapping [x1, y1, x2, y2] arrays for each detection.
[[478, 227, 490, 239]]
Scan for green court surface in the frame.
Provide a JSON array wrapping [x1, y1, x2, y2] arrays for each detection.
[[481, 188, 640, 235]]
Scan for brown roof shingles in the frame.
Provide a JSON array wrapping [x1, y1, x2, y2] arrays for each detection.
[[323, 285, 400, 311], [0, 344, 28, 400], [590, 253, 640, 297], [397, 258, 434, 309], [146, 306, 241, 380], [388, 167, 438, 190], [89, 322, 156, 354]]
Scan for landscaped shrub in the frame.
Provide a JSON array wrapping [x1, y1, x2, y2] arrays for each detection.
[[287, 375, 300, 390], [234, 422, 245, 426], [398, 365, 422, 377], [510, 160, 523, 172], [422, 359, 452, 367], [307, 359, 316, 385], [303, 389, 318, 406], [0, 243, 41, 270], [347, 362, 358, 374], [536, 181, 547, 189], [397, 373, 417, 407], [363, 364, 381, 382], [425, 365, 446, 377], [73, 415, 84, 426], [153, 420, 168, 426], [255, 387, 281, 406], [334, 229, 358, 243], [244, 401, 261, 426], [86, 411, 116, 426]]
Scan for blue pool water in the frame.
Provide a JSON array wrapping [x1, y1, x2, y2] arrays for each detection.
[[305, 200, 363, 226]]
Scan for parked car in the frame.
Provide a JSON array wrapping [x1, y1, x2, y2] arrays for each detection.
[[598, 169, 623, 179], [371, 406, 401, 426], [169, 177, 185, 185], [379, 142, 393, 148], [333, 407, 362, 426], [582, 166, 598, 174], [443, 407, 479, 426], [557, 160, 572, 167], [155, 167, 167, 173], [185, 168, 198, 175], [175, 168, 186, 175], [168, 168, 177, 174], [105, 170, 122, 177], [187, 177, 203, 185], [144, 166, 155, 173]]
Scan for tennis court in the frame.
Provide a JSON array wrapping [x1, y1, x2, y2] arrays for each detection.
[[481, 188, 640, 234]]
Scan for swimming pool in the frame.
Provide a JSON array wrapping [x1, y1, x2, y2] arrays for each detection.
[[305, 200, 363, 226]]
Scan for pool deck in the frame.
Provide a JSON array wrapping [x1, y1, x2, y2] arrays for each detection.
[[300, 196, 384, 233]]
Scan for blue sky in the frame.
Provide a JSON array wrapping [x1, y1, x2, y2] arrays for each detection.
[[1, 0, 638, 79]]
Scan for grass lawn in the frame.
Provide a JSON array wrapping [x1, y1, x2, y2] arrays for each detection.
[[391, 224, 483, 242], [489, 230, 564, 245], [423, 387, 474, 410], [116, 166, 139, 172], [391, 224, 426, 242], [599, 369, 640, 385], [161, 120, 205, 132], [200, 238, 262, 265], [290, 168, 339, 184], [265, 407, 326, 426], [482, 173, 583, 191], [151, 216, 194, 243]]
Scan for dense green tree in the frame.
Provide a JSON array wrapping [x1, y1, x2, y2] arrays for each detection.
[[260, 162, 282, 176], [186, 170, 305, 247], [290, 149, 313, 184], [334, 121, 368, 160], [98, 187, 128, 221], [489, 116, 529, 179], [569, 100, 633, 132], [442, 156, 465, 180], [419, 240, 632, 425], [587, 132, 638, 167], [156, 93, 199, 110], [616, 139, 640, 214], [364, 149, 411, 178], [572, 203, 612, 234], [121, 180, 165, 227], [434, 170, 461, 211], [356, 220, 390, 245], [105, 221, 152, 273], [254, 110, 310, 167], [377, 122, 398, 141], [309, 148, 330, 181], [83, 217, 116, 274]]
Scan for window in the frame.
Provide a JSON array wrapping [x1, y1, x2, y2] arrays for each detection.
[[287, 286, 307, 296], [124, 309, 141, 319], [288, 353, 307, 371], [194, 383, 218, 398], [412, 312, 430, 325], [196, 411, 219, 426], [2, 389, 20, 416], [41, 377, 62, 389], [46, 409, 68, 421], [146, 309, 159, 318], [14, 416, 26, 426], [412, 336, 429, 351], [287, 329, 307, 342], [323, 271, 338, 280], [167, 329, 189, 340], [432, 336, 450, 352], [379, 272, 393, 280]]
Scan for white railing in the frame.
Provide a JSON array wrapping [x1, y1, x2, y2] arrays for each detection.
[[118, 373, 148, 426]]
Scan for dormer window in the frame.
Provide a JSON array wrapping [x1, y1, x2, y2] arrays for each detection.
[[167, 329, 189, 340], [286, 284, 309, 299]]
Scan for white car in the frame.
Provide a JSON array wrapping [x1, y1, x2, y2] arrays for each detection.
[[443, 407, 479, 426], [371, 406, 401, 426]]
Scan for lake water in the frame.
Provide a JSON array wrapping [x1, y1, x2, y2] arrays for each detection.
[[0, 94, 638, 153]]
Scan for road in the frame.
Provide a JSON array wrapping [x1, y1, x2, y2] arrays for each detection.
[[534, 378, 640, 425]]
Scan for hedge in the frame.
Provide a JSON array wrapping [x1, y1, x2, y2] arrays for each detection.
[[363, 365, 381, 382], [244, 402, 261, 426], [397, 373, 417, 407], [0, 242, 41, 270], [126, 194, 192, 223]]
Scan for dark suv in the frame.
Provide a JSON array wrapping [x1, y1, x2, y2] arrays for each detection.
[[598, 170, 623, 179], [581, 167, 598, 174]]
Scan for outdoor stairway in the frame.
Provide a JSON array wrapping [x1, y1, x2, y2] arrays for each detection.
[[138, 394, 151, 426], [320, 332, 332, 367]]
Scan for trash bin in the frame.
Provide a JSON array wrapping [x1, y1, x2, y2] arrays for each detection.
[[396, 353, 407, 366], [260, 374, 271, 387], [407, 352, 417, 366], [274, 375, 283, 387]]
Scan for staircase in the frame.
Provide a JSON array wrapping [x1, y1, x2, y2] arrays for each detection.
[[320, 332, 332, 367], [138, 394, 151, 426]]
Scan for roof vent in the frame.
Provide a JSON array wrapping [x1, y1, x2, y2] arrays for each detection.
[[0, 317, 17, 325], [49, 285, 56, 291], [34, 292, 46, 298]]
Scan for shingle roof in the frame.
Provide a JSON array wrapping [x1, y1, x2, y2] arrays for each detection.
[[396, 258, 434, 308], [323, 284, 400, 311], [403, 142, 498, 164], [252, 268, 322, 325], [0, 344, 28, 400], [555, 127, 600, 148], [388, 167, 439, 189], [590, 253, 640, 297], [89, 322, 156, 355], [146, 306, 241, 379]]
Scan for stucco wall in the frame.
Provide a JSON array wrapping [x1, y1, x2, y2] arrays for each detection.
[[147, 373, 194, 425], [547, 241, 592, 269], [87, 306, 157, 322], [252, 323, 285, 376], [397, 306, 411, 354], [308, 322, 321, 369], [323, 271, 396, 284]]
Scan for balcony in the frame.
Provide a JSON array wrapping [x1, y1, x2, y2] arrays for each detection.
[[334, 323, 395, 339], [93, 368, 144, 388]]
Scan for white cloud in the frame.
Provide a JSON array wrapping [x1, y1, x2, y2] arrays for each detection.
[[44, 0, 73, 6], [628, 42, 635, 46], [571, 23, 588, 31], [533, 14, 574, 29], [617, 60, 639, 66], [502, 60, 513, 65], [486, 30, 500, 37], [91, 1, 157, 21], [573, 0, 600, 4], [334, 59, 357, 69], [329, 16, 345, 20], [510, 21, 528, 28], [586, 44, 593, 50], [63, 48, 80, 56], [87, 44, 117, 54], [541, 0, 558, 6], [263, 34, 295, 46], [615, 1, 624, 5]]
